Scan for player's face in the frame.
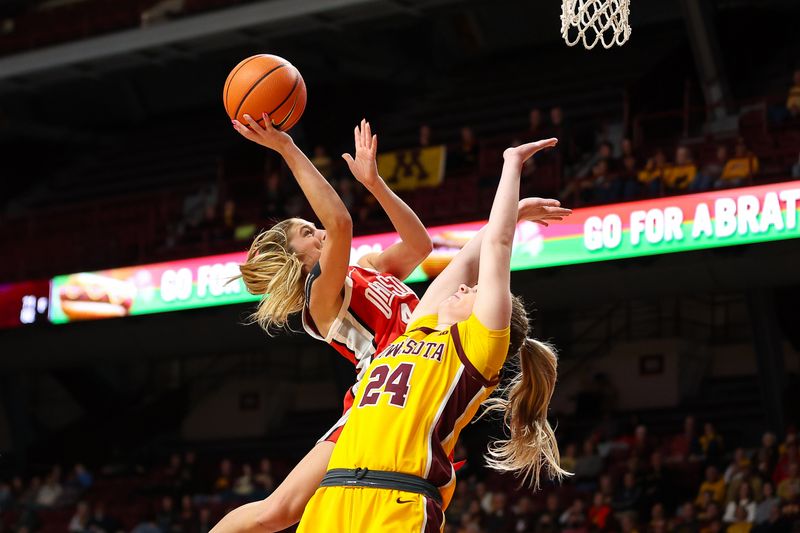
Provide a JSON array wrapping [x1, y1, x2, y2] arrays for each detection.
[[437, 284, 477, 325], [288, 219, 326, 272]]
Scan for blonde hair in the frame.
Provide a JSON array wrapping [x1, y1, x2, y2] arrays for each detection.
[[481, 296, 571, 489], [235, 219, 306, 333]]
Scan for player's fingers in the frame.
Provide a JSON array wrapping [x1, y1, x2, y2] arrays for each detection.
[[342, 153, 355, 168], [232, 120, 257, 140], [354, 125, 361, 150], [365, 121, 372, 148], [534, 220, 549, 227], [371, 134, 378, 156], [361, 118, 368, 148]]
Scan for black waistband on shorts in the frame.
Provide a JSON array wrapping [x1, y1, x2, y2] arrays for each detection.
[[320, 468, 443, 506]]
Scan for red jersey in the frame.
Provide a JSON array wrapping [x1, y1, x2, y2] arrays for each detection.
[[302, 264, 419, 439]]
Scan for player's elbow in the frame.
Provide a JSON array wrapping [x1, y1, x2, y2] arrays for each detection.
[[326, 212, 353, 235], [412, 237, 434, 260]]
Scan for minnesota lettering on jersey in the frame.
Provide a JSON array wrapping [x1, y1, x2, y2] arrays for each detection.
[[374, 336, 445, 363]]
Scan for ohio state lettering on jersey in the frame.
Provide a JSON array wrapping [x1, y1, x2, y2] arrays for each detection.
[[302, 263, 419, 376]]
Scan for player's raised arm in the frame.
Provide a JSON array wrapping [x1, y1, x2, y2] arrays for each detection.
[[344, 120, 433, 280], [233, 114, 351, 316], [408, 144, 566, 324], [472, 138, 558, 329]]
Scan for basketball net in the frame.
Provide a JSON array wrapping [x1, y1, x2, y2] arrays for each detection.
[[561, 0, 631, 49]]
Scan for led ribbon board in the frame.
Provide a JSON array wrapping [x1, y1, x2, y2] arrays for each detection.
[[48, 181, 800, 324]]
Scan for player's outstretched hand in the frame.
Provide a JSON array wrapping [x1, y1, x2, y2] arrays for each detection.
[[518, 197, 572, 227], [232, 113, 294, 153], [504, 138, 558, 165], [342, 119, 380, 189]]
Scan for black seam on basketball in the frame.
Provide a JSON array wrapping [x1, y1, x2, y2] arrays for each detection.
[[268, 69, 300, 116], [274, 92, 299, 130], [225, 55, 260, 115], [233, 63, 287, 121]]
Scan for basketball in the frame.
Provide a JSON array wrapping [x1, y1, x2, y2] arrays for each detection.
[[223, 54, 307, 132]]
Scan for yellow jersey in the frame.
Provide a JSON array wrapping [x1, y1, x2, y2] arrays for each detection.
[[326, 312, 510, 509]]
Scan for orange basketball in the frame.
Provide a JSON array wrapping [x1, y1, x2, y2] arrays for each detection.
[[223, 54, 307, 132]]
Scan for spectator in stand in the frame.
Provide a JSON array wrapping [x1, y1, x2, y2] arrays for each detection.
[[453, 126, 479, 169], [198, 508, 214, 533], [575, 439, 605, 491], [699, 501, 722, 530], [181, 451, 198, 494], [214, 459, 233, 494], [621, 138, 637, 162], [560, 498, 588, 531], [156, 496, 176, 533], [638, 149, 670, 196], [561, 443, 579, 475], [620, 512, 640, 533], [511, 495, 537, 533], [716, 139, 759, 188], [586, 158, 619, 203], [672, 502, 699, 533], [698, 466, 727, 505], [668, 415, 702, 464], [664, 146, 698, 193], [261, 170, 286, 219], [774, 436, 798, 485], [701, 422, 725, 466], [131, 514, 162, 533], [792, 152, 800, 178], [726, 448, 754, 485], [0, 480, 12, 511], [724, 482, 757, 523], [548, 105, 576, 165], [232, 464, 255, 498], [419, 124, 432, 147], [755, 482, 781, 525], [218, 199, 249, 242], [88, 503, 121, 533], [310, 145, 333, 179], [620, 154, 640, 199], [727, 506, 753, 533], [589, 491, 613, 530], [649, 503, 668, 533], [780, 483, 800, 525], [693, 145, 728, 192], [787, 69, 800, 119], [254, 458, 275, 497], [484, 492, 511, 532], [758, 432, 780, 475], [529, 108, 545, 137], [614, 471, 644, 515], [336, 175, 357, 212], [72, 464, 93, 491], [539, 493, 563, 533], [178, 495, 197, 532], [69, 501, 91, 532], [36, 471, 63, 507], [753, 505, 786, 533], [643, 452, 669, 510], [777, 463, 800, 501]]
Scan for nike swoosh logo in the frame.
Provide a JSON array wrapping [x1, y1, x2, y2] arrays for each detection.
[[396, 498, 414, 504]]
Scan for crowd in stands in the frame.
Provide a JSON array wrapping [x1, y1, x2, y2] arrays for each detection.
[[161, 67, 800, 253], [2, 416, 799, 533]]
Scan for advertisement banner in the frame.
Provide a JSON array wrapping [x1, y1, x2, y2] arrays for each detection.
[[0, 280, 51, 329], [377, 145, 446, 191], [48, 181, 800, 324]]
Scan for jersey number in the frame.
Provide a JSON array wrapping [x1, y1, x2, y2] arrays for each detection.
[[358, 363, 415, 408]]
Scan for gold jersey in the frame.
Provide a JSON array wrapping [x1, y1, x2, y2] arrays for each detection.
[[326, 312, 510, 509]]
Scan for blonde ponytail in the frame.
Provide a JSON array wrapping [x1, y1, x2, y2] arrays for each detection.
[[481, 297, 571, 489], [235, 219, 307, 333]]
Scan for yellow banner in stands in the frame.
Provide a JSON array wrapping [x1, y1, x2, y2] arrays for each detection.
[[377, 145, 447, 191]]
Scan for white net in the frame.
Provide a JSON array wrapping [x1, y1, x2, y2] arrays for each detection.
[[561, 0, 631, 50]]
